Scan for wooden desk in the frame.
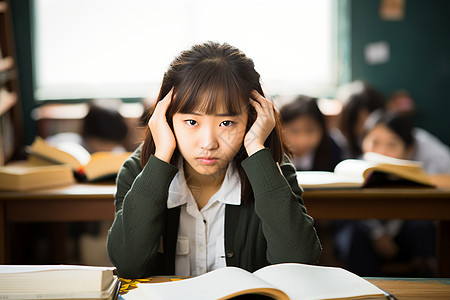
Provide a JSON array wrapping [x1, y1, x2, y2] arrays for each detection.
[[0, 183, 116, 222], [0, 183, 449, 277], [367, 278, 450, 300], [0, 183, 116, 263]]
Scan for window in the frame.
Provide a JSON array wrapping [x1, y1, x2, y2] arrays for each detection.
[[33, 0, 336, 101]]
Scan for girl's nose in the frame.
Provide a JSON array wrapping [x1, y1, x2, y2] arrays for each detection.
[[200, 127, 219, 151]]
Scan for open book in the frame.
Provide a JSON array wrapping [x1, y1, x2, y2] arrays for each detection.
[[0, 160, 75, 191], [0, 265, 119, 299], [28, 137, 131, 181], [297, 152, 433, 189], [122, 263, 389, 300]]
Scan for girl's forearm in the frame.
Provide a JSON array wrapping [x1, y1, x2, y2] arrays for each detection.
[[242, 148, 322, 264], [108, 155, 178, 278]]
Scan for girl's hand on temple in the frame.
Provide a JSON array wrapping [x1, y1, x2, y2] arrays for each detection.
[[244, 90, 276, 157], [148, 89, 176, 163]]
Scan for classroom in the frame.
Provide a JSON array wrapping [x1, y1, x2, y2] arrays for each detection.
[[1, 0, 450, 299]]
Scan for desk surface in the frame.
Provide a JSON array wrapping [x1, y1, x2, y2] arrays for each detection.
[[303, 187, 450, 220], [1, 184, 450, 221], [367, 278, 450, 300], [1, 183, 450, 222]]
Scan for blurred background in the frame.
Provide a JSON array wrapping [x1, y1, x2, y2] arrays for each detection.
[[8, 0, 450, 148]]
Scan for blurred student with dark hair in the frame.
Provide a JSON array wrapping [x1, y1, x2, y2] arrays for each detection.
[[46, 99, 130, 265], [280, 95, 342, 172], [363, 110, 450, 174], [280, 95, 342, 267], [47, 99, 129, 153], [81, 101, 129, 153], [334, 111, 449, 277]]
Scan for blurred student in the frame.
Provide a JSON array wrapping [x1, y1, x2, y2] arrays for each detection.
[[280, 96, 343, 267], [46, 100, 129, 265], [47, 99, 129, 153], [334, 111, 446, 277], [363, 110, 450, 174], [280, 95, 342, 171], [383, 90, 450, 174]]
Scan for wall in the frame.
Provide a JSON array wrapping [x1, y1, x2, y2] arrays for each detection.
[[351, 0, 450, 145]]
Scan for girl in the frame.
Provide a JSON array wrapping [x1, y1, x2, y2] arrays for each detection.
[[280, 95, 342, 172], [107, 42, 321, 279]]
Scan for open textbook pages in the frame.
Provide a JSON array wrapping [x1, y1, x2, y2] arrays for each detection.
[[28, 136, 131, 181], [297, 152, 433, 189], [122, 263, 388, 300]]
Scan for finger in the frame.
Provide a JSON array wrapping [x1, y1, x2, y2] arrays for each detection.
[[154, 88, 174, 115], [251, 90, 274, 114], [251, 90, 274, 105], [249, 98, 264, 115], [251, 90, 265, 104]]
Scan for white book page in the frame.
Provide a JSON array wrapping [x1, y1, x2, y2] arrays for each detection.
[[363, 152, 423, 167], [122, 287, 149, 300], [56, 142, 91, 165], [334, 159, 376, 180], [253, 263, 384, 300], [0, 264, 114, 274], [297, 171, 363, 187], [131, 267, 285, 300]]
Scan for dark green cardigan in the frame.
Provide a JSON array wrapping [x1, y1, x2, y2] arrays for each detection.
[[107, 147, 321, 278]]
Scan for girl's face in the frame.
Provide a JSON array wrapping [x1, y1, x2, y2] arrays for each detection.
[[362, 124, 408, 159], [172, 104, 248, 179], [283, 116, 323, 157]]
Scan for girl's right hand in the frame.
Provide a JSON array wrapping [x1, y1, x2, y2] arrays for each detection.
[[148, 89, 176, 163]]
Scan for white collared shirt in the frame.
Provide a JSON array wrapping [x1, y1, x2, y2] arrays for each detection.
[[167, 161, 241, 276]]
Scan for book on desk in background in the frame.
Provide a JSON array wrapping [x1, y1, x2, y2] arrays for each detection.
[[0, 265, 119, 300], [122, 263, 390, 300], [28, 136, 132, 182], [297, 152, 433, 189], [0, 160, 75, 191]]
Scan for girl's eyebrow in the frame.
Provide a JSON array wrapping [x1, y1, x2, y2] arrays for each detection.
[[187, 112, 242, 117]]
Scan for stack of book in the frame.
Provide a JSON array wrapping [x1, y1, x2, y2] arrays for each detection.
[[0, 160, 74, 191], [0, 265, 119, 300]]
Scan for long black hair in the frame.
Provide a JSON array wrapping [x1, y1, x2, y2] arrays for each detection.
[[339, 81, 385, 157]]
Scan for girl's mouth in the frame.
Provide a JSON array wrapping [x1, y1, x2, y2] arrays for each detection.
[[197, 157, 218, 165]]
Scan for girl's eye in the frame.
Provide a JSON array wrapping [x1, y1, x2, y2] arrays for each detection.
[[185, 120, 198, 126], [220, 120, 234, 127]]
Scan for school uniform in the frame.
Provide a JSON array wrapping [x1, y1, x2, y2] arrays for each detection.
[[107, 146, 321, 279]]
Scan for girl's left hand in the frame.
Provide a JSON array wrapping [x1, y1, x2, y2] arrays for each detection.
[[244, 90, 276, 156]]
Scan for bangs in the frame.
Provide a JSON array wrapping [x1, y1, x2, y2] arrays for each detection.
[[170, 61, 250, 116]]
